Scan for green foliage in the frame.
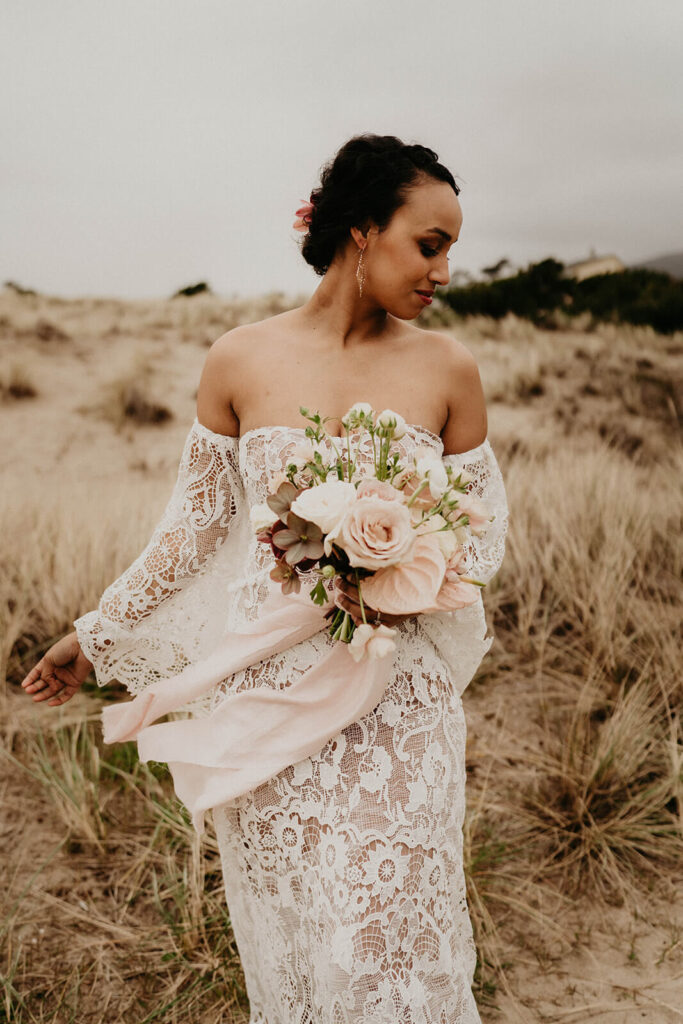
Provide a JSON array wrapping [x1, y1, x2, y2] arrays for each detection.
[[441, 260, 683, 334]]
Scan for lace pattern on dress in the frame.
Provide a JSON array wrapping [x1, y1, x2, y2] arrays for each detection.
[[75, 419, 508, 1022], [416, 440, 509, 696], [74, 419, 250, 695], [208, 424, 499, 1022]]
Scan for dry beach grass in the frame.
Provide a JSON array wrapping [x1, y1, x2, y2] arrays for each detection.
[[1, 286, 682, 1022]]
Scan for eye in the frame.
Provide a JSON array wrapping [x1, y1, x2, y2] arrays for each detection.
[[420, 244, 438, 257]]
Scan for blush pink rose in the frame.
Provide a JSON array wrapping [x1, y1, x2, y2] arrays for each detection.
[[324, 496, 414, 568], [448, 492, 491, 535], [359, 534, 447, 614], [356, 478, 404, 502]]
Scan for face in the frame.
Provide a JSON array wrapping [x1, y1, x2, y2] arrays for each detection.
[[360, 178, 463, 319]]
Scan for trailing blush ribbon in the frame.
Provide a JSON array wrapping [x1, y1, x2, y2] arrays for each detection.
[[101, 579, 396, 834]]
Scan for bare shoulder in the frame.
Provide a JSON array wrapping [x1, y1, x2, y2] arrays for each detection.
[[195, 323, 261, 436], [418, 329, 488, 454]]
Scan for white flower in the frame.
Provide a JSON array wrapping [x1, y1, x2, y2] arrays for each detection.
[[376, 408, 407, 439], [348, 623, 398, 662], [249, 501, 278, 533], [346, 401, 373, 418], [291, 440, 316, 464], [415, 512, 459, 560], [449, 466, 474, 486], [341, 401, 374, 429], [290, 479, 357, 533], [414, 453, 449, 499]]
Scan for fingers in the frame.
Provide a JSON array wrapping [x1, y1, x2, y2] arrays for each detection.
[[29, 677, 68, 703], [335, 583, 382, 627], [21, 659, 52, 694], [21, 659, 75, 705], [47, 688, 76, 707]]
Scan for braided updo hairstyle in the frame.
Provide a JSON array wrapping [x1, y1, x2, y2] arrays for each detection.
[[300, 134, 460, 277]]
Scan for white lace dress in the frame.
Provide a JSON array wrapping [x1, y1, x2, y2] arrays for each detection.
[[75, 418, 509, 1024]]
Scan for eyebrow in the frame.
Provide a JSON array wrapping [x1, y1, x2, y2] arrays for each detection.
[[425, 227, 453, 242]]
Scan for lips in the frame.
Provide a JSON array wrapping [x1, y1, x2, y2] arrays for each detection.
[[416, 290, 434, 297]]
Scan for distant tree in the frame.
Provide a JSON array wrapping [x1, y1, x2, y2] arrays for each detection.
[[441, 259, 683, 334], [443, 258, 571, 326], [481, 258, 511, 281], [4, 280, 37, 296], [172, 281, 211, 298], [448, 268, 474, 288]]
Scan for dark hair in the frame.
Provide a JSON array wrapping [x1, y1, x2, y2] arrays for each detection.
[[300, 134, 460, 277]]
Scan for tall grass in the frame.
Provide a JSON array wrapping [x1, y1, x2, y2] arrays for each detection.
[[1, 296, 682, 1020]]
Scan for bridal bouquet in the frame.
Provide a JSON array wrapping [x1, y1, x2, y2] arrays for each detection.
[[249, 403, 492, 662]]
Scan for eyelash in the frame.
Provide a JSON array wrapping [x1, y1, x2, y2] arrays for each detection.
[[421, 244, 450, 261]]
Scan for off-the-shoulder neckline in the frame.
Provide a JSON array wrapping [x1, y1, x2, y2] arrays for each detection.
[[192, 416, 491, 459]]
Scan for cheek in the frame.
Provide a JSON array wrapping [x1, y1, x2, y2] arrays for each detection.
[[369, 241, 424, 292]]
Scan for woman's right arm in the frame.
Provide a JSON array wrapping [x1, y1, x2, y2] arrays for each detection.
[[22, 334, 246, 705]]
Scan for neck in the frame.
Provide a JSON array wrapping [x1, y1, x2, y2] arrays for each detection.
[[299, 250, 389, 350]]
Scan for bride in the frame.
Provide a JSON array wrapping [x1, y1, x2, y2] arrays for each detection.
[[21, 133, 508, 1023]]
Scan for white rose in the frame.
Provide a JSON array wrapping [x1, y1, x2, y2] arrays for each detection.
[[347, 401, 373, 418], [290, 479, 357, 534], [376, 408, 407, 440], [341, 401, 374, 429], [250, 501, 278, 533], [414, 454, 449, 499], [348, 623, 398, 663], [291, 440, 316, 464]]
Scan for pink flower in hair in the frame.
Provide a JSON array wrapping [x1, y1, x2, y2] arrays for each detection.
[[293, 197, 315, 233]]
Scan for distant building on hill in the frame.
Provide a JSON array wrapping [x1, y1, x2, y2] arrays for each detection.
[[564, 251, 625, 281]]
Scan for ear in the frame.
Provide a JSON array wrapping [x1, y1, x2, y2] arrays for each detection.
[[349, 225, 368, 250]]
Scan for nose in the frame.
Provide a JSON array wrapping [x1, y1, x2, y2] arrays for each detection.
[[429, 253, 450, 287]]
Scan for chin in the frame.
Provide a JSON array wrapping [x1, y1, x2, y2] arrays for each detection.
[[382, 298, 422, 321]]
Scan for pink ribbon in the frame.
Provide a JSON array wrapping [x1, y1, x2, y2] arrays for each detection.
[[101, 580, 396, 833]]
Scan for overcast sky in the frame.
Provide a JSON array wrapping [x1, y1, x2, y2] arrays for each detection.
[[2, 0, 681, 299]]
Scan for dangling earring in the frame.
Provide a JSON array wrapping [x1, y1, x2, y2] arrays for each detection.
[[356, 246, 367, 298]]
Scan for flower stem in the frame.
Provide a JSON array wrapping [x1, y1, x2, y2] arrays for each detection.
[[340, 611, 352, 642], [405, 480, 431, 507], [354, 568, 368, 625]]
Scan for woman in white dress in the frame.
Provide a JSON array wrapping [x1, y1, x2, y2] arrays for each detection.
[[22, 134, 508, 1023]]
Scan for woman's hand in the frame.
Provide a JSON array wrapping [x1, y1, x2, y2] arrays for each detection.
[[334, 575, 411, 629], [20, 631, 94, 707]]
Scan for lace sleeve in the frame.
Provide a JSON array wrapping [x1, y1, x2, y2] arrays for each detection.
[[445, 438, 509, 585], [74, 418, 246, 695], [417, 438, 509, 696]]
